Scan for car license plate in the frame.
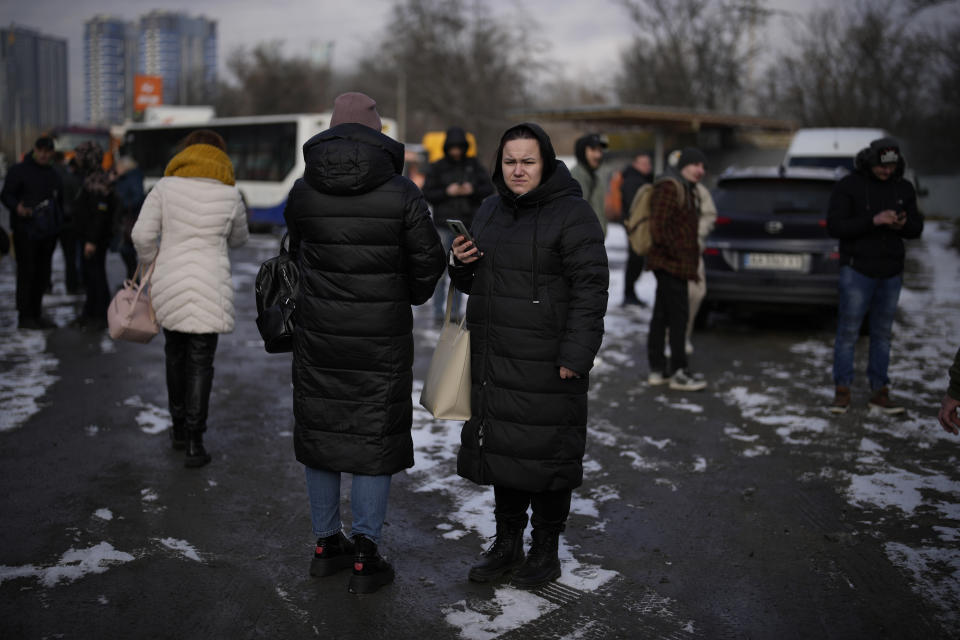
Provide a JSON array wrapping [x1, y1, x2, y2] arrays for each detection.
[[743, 252, 806, 271]]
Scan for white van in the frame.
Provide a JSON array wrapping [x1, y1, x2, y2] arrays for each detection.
[[783, 128, 889, 171]]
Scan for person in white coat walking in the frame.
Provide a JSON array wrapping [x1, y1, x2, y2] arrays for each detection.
[[131, 130, 249, 467]]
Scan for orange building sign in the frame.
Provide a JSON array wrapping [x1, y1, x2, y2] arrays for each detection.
[[133, 75, 163, 111]]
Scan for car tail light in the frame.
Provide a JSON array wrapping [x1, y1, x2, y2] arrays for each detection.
[[828, 252, 840, 260], [704, 248, 721, 256], [818, 219, 827, 227], [715, 216, 732, 225]]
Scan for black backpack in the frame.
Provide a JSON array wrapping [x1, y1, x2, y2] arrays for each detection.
[[255, 233, 299, 353]]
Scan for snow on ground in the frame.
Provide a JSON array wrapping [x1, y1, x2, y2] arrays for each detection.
[[122, 395, 172, 435], [0, 542, 136, 588], [0, 329, 59, 432], [157, 538, 203, 562]]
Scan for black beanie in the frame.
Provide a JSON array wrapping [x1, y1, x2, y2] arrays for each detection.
[[677, 147, 707, 170], [869, 137, 901, 166]]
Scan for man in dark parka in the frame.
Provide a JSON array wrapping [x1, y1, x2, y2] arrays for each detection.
[[284, 92, 445, 594], [450, 122, 608, 589]]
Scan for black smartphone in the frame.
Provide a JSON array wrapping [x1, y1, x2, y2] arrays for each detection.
[[446, 219, 474, 244]]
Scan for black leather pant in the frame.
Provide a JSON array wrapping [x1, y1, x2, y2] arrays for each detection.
[[164, 329, 218, 433]]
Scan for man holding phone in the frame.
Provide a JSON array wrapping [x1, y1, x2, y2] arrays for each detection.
[[826, 137, 923, 415], [422, 126, 494, 324]]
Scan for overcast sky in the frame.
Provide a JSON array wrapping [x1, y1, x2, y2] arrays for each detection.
[[7, 0, 824, 123]]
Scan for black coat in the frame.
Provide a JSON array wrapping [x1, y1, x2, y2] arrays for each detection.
[[827, 164, 923, 279], [421, 128, 494, 230], [76, 186, 118, 246], [284, 123, 445, 475], [620, 164, 652, 218], [0, 153, 62, 234], [450, 149, 608, 493]]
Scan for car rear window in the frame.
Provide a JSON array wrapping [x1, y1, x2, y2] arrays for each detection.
[[788, 156, 855, 171], [713, 179, 835, 215]]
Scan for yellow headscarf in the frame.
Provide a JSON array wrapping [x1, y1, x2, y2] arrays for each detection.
[[164, 143, 235, 186]]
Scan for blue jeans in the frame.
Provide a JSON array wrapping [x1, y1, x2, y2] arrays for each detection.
[[833, 265, 902, 390], [304, 467, 392, 544], [432, 227, 461, 321]]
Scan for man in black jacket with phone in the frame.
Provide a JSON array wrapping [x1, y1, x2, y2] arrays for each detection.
[[422, 127, 494, 323], [826, 137, 923, 415], [0, 136, 62, 329]]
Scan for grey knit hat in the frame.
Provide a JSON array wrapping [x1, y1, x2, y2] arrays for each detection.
[[330, 92, 382, 131]]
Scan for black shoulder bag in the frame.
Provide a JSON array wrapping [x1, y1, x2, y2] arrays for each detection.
[[255, 233, 299, 353]]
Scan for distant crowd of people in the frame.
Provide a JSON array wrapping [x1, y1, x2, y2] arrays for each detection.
[[3, 90, 955, 601], [0, 135, 145, 330]]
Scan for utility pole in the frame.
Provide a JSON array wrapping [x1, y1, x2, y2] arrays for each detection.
[[397, 67, 407, 142]]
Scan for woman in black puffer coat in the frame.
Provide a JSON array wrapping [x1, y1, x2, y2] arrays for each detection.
[[450, 122, 608, 588], [284, 93, 445, 594]]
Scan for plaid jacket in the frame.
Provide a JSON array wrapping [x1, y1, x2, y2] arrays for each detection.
[[646, 178, 700, 281]]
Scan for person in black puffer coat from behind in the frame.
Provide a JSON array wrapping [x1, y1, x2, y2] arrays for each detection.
[[284, 93, 445, 595], [450, 122, 608, 589]]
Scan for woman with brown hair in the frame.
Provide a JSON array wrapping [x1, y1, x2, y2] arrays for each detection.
[[132, 129, 249, 467]]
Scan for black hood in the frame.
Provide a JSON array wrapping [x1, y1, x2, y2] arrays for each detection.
[[443, 126, 469, 156], [573, 133, 605, 175], [854, 136, 906, 180], [302, 123, 404, 195], [492, 122, 580, 208], [492, 122, 562, 200]]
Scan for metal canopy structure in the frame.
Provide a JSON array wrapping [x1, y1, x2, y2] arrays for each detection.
[[511, 103, 797, 173]]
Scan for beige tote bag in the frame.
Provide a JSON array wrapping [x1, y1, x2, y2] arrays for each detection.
[[420, 281, 471, 420]]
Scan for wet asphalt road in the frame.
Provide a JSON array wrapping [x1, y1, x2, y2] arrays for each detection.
[[1, 225, 958, 639]]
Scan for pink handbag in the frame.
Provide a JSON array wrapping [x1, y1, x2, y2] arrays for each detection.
[[108, 261, 160, 343]]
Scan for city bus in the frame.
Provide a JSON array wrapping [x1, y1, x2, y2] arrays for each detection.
[[119, 113, 399, 228]]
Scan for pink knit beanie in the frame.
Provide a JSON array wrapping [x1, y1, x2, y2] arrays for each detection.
[[330, 92, 382, 131]]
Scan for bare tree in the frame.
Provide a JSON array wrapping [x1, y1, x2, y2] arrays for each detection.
[[614, 0, 771, 112], [344, 0, 541, 155], [214, 42, 334, 117], [759, 0, 960, 169]]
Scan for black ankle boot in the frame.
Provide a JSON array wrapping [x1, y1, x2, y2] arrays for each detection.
[[310, 531, 355, 577], [511, 528, 561, 589], [468, 514, 528, 582], [347, 535, 395, 594], [184, 431, 211, 468], [169, 422, 187, 450]]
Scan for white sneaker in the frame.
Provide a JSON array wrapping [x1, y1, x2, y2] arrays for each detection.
[[648, 371, 668, 386], [669, 369, 706, 391], [685, 340, 694, 355]]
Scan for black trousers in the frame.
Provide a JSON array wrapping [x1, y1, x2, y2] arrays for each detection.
[[12, 231, 56, 321], [58, 225, 81, 292], [81, 245, 110, 321], [164, 329, 218, 433], [648, 269, 689, 375], [494, 485, 572, 531], [624, 243, 645, 300]]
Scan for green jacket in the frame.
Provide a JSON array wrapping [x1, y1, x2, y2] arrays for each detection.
[[570, 163, 607, 236]]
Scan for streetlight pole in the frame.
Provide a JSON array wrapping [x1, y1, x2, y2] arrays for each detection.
[[397, 67, 407, 142]]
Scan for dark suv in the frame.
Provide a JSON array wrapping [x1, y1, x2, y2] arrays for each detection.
[[702, 166, 846, 311]]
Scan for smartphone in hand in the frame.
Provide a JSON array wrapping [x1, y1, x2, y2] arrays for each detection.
[[447, 219, 475, 245]]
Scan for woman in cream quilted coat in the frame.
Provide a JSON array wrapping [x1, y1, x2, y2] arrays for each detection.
[[132, 130, 249, 467]]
